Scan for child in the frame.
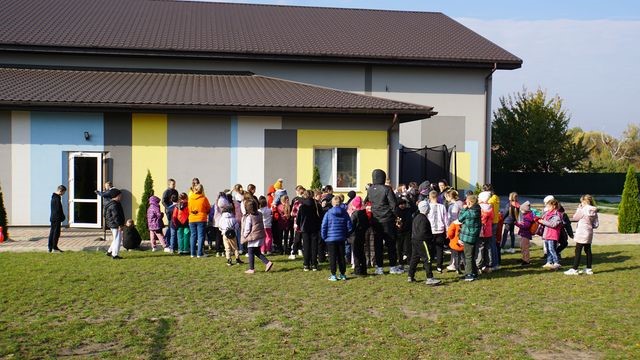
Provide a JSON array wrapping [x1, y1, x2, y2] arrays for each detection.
[[501, 192, 520, 254], [395, 198, 413, 271], [408, 200, 441, 285], [214, 193, 230, 257], [565, 195, 599, 275], [259, 197, 274, 255], [537, 199, 563, 270], [172, 193, 190, 255], [276, 195, 293, 256], [446, 220, 464, 274], [364, 201, 376, 268], [219, 205, 243, 266], [349, 196, 370, 276], [556, 205, 574, 260], [458, 194, 481, 281], [147, 195, 168, 252], [320, 196, 353, 281], [123, 219, 142, 251], [477, 191, 494, 273], [514, 201, 534, 266], [241, 199, 273, 274], [426, 190, 448, 273], [166, 194, 179, 253]]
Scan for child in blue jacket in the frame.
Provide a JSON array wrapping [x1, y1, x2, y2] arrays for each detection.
[[321, 196, 353, 281]]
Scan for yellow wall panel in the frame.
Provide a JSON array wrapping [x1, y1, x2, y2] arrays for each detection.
[[297, 130, 387, 195], [131, 113, 167, 215], [452, 152, 472, 191]]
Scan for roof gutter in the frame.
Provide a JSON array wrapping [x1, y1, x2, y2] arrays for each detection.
[[484, 63, 497, 184]]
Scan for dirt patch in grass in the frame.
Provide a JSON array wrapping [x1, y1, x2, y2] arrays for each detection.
[[528, 346, 602, 360], [262, 320, 291, 332], [401, 306, 438, 321], [58, 342, 118, 357]]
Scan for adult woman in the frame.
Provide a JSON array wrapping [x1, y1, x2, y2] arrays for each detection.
[[297, 190, 322, 271]]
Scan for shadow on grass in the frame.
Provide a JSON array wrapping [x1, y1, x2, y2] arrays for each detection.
[[150, 318, 172, 360]]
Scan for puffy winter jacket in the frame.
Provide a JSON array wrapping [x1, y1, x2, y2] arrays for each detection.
[[539, 209, 562, 241], [321, 206, 353, 242], [172, 201, 189, 228], [572, 205, 599, 244], [188, 193, 211, 223], [480, 203, 494, 238], [365, 169, 397, 223], [458, 205, 481, 244], [515, 211, 535, 240], [447, 222, 464, 252], [147, 196, 164, 231], [104, 199, 125, 229]]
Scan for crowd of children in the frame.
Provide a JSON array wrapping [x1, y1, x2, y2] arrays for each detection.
[[104, 170, 600, 281]]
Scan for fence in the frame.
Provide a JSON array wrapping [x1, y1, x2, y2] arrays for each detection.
[[491, 172, 640, 195]]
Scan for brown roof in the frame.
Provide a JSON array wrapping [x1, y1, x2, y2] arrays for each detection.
[[0, 67, 436, 120], [0, 0, 521, 69]]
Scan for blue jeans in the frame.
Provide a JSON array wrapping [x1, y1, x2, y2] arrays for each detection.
[[189, 221, 206, 257], [169, 226, 178, 251], [545, 240, 559, 264]]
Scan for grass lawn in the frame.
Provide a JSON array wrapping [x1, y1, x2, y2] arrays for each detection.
[[1, 246, 639, 359]]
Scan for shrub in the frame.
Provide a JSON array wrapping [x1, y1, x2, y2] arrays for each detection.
[[618, 165, 640, 233], [311, 166, 322, 191], [136, 170, 154, 240], [0, 185, 7, 240]]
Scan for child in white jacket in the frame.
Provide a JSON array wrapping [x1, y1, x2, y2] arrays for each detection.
[[218, 206, 243, 266], [427, 190, 449, 273]]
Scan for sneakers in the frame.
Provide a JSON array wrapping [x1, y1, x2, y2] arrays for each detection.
[[197, 254, 208, 258], [227, 259, 233, 266], [463, 274, 475, 282], [446, 264, 457, 272], [374, 267, 384, 275], [552, 263, 561, 270], [298, 250, 303, 256], [339, 274, 347, 281], [312, 266, 318, 272], [163, 247, 171, 253], [215, 252, 221, 257], [288, 254, 296, 260], [265, 261, 274, 272], [425, 278, 442, 286], [492, 265, 501, 271], [106, 251, 112, 257], [407, 277, 417, 283], [507, 248, 516, 254], [152, 246, 157, 252], [500, 248, 505, 254], [542, 263, 553, 269], [235, 257, 244, 264], [584, 268, 594, 275], [564, 268, 579, 275], [389, 266, 404, 274], [245, 269, 255, 274], [328, 275, 338, 282], [436, 267, 443, 274], [112, 255, 122, 260], [303, 266, 310, 272]]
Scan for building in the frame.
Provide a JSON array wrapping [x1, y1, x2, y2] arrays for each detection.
[[0, 0, 521, 227]]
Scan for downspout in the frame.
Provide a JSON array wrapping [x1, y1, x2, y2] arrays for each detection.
[[388, 113, 399, 187], [484, 63, 497, 184]]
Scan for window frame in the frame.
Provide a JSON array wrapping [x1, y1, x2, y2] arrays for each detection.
[[314, 147, 360, 192]]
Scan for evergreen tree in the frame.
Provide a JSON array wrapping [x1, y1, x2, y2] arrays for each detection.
[[136, 170, 154, 240], [0, 185, 8, 240], [618, 165, 640, 233], [311, 166, 323, 190]]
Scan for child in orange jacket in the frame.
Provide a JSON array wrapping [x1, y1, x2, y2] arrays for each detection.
[[446, 221, 464, 274]]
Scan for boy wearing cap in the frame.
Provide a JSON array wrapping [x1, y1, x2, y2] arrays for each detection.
[[104, 189, 125, 259], [407, 200, 441, 285]]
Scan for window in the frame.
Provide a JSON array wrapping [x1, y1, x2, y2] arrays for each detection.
[[314, 148, 358, 190]]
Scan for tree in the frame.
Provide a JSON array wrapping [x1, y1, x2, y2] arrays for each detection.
[[492, 89, 589, 173], [311, 166, 322, 190], [0, 185, 7, 240], [618, 165, 640, 233], [136, 170, 154, 240], [575, 123, 640, 173]]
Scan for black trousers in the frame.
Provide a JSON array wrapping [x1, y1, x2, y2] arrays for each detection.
[[302, 231, 319, 268], [327, 241, 346, 276], [318, 234, 327, 262], [372, 219, 397, 268], [464, 241, 479, 276], [433, 233, 446, 270], [352, 231, 367, 275], [408, 240, 434, 279], [396, 231, 411, 266], [573, 243, 592, 269], [557, 233, 569, 258], [48, 221, 62, 251]]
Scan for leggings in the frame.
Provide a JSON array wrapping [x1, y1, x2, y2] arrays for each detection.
[[248, 246, 270, 270], [433, 233, 446, 270], [572, 243, 592, 269]]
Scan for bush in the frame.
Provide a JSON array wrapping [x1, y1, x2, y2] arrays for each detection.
[[136, 170, 154, 240], [311, 166, 322, 191], [0, 185, 7, 240], [618, 165, 640, 233]]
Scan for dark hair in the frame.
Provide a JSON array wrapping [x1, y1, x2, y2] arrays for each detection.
[[57, 185, 67, 192], [170, 194, 178, 202], [323, 185, 333, 192], [482, 183, 494, 192], [398, 198, 407, 205], [259, 197, 268, 208], [244, 199, 257, 215], [179, 193, 188, 201]]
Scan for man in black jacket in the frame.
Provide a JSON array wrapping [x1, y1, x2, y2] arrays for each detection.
[[104, 189, 125, 259], [365, 169, 401, 275], [48, 185, 67, 253]]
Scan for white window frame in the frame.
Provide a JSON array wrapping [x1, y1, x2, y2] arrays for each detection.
[[314, 147, 360, 192]]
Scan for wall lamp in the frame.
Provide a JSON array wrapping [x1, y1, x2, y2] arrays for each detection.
[[84, 131, 91, 141]]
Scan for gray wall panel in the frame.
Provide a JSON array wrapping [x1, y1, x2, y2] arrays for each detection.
[[421, 116, 466, 151], [167, 114, 231, 196], [0, 111, 11, 217], [104, 113, 133, 219], [264, 129, 297, 194], [282, 116, 389, 131]]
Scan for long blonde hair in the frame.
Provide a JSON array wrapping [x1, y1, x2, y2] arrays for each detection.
[[581, 194, 595, 206]]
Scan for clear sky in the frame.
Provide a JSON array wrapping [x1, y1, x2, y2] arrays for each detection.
[[195, 0, 640, 136]]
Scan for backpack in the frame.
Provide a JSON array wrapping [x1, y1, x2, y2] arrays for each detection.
[[529, 221, 539, 235], [224, 228, 236, 239]]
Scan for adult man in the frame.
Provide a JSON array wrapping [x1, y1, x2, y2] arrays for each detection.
[[105, 189, 125, 260], [48, 185, 67, 253], [162, 179, 178, 249], [366, 169, 401, 275]]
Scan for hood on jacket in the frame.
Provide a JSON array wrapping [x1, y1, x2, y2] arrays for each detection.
[[350, 196, 363, 210], [418, 200, 429, 215], [217, 196, 230, 209], [149, 195, 160, 205], [520, 201, 531, 212], [371, 169, 387, 185], [267, 185, 276, 195], [480, 203, 492, 211], [274, 179, 284, 190], [478, 191, 491, 203], [582, 204, 598, 217]]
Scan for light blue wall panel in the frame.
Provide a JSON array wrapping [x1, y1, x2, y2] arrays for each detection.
[[30, 112, 104, 225]]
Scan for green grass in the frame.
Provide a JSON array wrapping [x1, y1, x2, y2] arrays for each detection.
[[1, 247, 640, 359]]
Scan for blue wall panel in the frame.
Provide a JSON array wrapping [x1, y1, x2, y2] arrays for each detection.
[[30, 112, 104, 225]]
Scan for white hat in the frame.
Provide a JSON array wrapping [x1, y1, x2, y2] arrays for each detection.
[[520, 201, 531, 212], [418, 200, 429, 215], [543, 195, 555, 204], [478, 191, 491, 203]]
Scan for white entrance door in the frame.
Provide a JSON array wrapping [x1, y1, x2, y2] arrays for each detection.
[[68, 152, 103, 228]]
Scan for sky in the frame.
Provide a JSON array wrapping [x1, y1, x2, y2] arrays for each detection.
[[193, 0, 640, 137]]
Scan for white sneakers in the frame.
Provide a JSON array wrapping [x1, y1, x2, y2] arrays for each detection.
[[565, 268, 594, 275], [446, 264, 457, 272], [584, 268, 594, 275], [389, 266, 405, 274], [288, 254, 296, 260], [375, 267, 384, 275], [163, 247, 172, 253], [507, 248, 516, 254], [542, 263, 553, 268]]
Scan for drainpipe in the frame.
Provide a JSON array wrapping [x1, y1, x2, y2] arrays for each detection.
[[484, 63, 497, 184], [388, 113, 399, 187]]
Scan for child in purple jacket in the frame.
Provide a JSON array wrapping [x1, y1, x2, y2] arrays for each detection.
[[147, 195, 168, 252]]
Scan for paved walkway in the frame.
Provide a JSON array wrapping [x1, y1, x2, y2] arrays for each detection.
[[1, 212, 639, 252]]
